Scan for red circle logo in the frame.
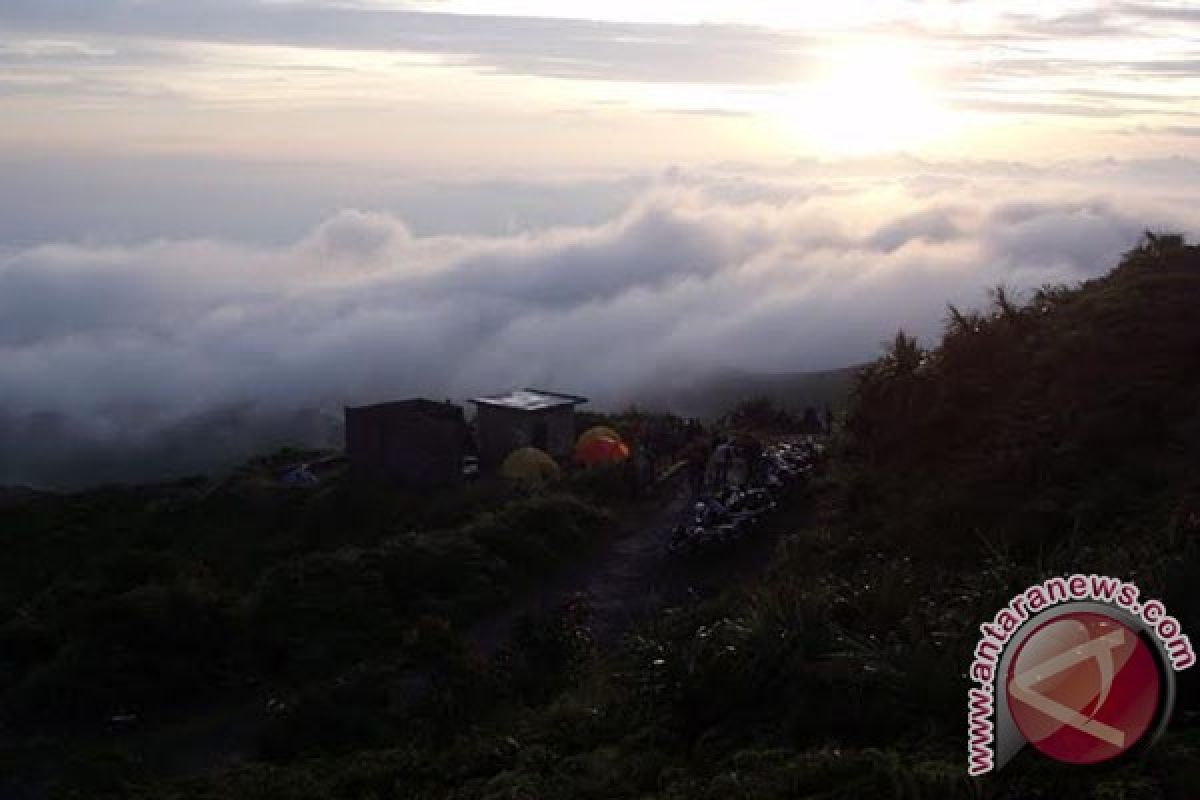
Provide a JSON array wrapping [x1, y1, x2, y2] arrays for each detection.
[[1006, 611, 1162, 764]]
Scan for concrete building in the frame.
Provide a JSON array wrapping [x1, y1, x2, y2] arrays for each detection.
[[470, 388, 588, 470], [344, 398, 469, 488]]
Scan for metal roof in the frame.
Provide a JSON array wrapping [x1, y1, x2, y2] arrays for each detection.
[[470, 388, 588, 412]]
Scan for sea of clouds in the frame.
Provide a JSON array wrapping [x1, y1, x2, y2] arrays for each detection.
[[3, 157, 1198, 487]]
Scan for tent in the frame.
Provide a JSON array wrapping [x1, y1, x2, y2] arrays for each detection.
[[500, 447, 561, 484], [577, 426, 621, 449], [575, 434, 631, 466]]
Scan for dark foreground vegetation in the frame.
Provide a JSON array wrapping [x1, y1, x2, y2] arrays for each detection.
[[3, 233, 1200, 798]]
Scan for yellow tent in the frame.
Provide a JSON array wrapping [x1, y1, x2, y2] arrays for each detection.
[[577, 426, 622, 449], [500, 447, 561, 485]]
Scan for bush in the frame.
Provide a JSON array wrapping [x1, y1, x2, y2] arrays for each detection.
[[4, 579, 236, 730]]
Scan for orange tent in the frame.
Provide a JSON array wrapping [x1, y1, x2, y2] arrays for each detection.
[[577, 426, 621, 448], [575, 435, 630, 466]]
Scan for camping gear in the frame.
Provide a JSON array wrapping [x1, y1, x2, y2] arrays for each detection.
[[575, 434, 630, 466], [668, 438, 822, 556], [577, 426, 622, 449], [500, 447, 561, 485], [280, 464, 319, 486]]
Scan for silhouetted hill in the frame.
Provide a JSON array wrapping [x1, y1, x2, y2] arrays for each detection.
[[845, 232, 1200, 560]]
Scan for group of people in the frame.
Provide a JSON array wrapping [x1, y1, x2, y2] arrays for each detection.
[[616, 415, 705, 498], [681, 431, 773, 495]]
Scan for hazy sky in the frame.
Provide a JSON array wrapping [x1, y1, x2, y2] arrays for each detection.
[[2, 1, 1200, 485], [3, 0, 1199, 168]]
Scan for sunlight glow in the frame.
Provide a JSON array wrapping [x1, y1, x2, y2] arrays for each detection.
[[779, 45, 956, 155]]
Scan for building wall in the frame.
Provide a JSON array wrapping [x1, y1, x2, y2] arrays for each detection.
[[543, 407, 576, 461], [475, 405, 530, 471], [475, 404, 577, 470], [346, 403, 466, 488]]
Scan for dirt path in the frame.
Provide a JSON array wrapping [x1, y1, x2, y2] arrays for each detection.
[[468, 472, 695, 657], [465, 442, 826, 662]]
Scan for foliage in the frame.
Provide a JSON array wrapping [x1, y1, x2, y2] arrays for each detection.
[[843, 234, 1200, 562], [0, 476, 609, 793]]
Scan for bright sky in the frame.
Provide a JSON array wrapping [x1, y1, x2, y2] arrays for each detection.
[[1, 1, 1198, 170]]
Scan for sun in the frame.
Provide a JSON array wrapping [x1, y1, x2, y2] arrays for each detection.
[[778, 44, 953, 156]]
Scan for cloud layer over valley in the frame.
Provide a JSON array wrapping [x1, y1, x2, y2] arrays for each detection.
[[2, 158, 1197, 487]]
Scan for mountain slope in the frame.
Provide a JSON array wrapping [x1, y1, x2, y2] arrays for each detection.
[[844, 232, 1200, 558]]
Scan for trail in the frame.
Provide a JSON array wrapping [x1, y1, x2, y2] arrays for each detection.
[[468, 471, 695, 656], [466, 446, 819, 658]]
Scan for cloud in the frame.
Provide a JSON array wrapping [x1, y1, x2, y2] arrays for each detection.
[[1, 160, 1197, 487], [1151, 125, 1200, 137], [0, 1, 816, 85], [984, 200, 1149, 270], [957, 97, 1145, 119], [305, 209, 413, 264], [1116, 2, 1200, 22], [3, 1, 1196, 132], [868, 206, 965, 252]]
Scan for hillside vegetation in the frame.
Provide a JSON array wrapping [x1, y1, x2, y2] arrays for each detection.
[[846, 232, 1200, 563], [0, 464, 614, 797]]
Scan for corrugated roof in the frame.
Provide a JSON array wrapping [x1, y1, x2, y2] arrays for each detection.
[[470, 388, 588, 412]]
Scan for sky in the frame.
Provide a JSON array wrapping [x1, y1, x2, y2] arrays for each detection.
[[3, 0, 1199, 167], [2, 1, 1200, 485]]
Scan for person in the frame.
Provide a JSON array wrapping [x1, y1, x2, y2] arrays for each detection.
[[708, 438, 732, 490], [702, 494, 727, 525], [635, 445, 654, 492], [624, 448, 641, 499], [684, 437, 708, 495], [739, 435, 764, 485]]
